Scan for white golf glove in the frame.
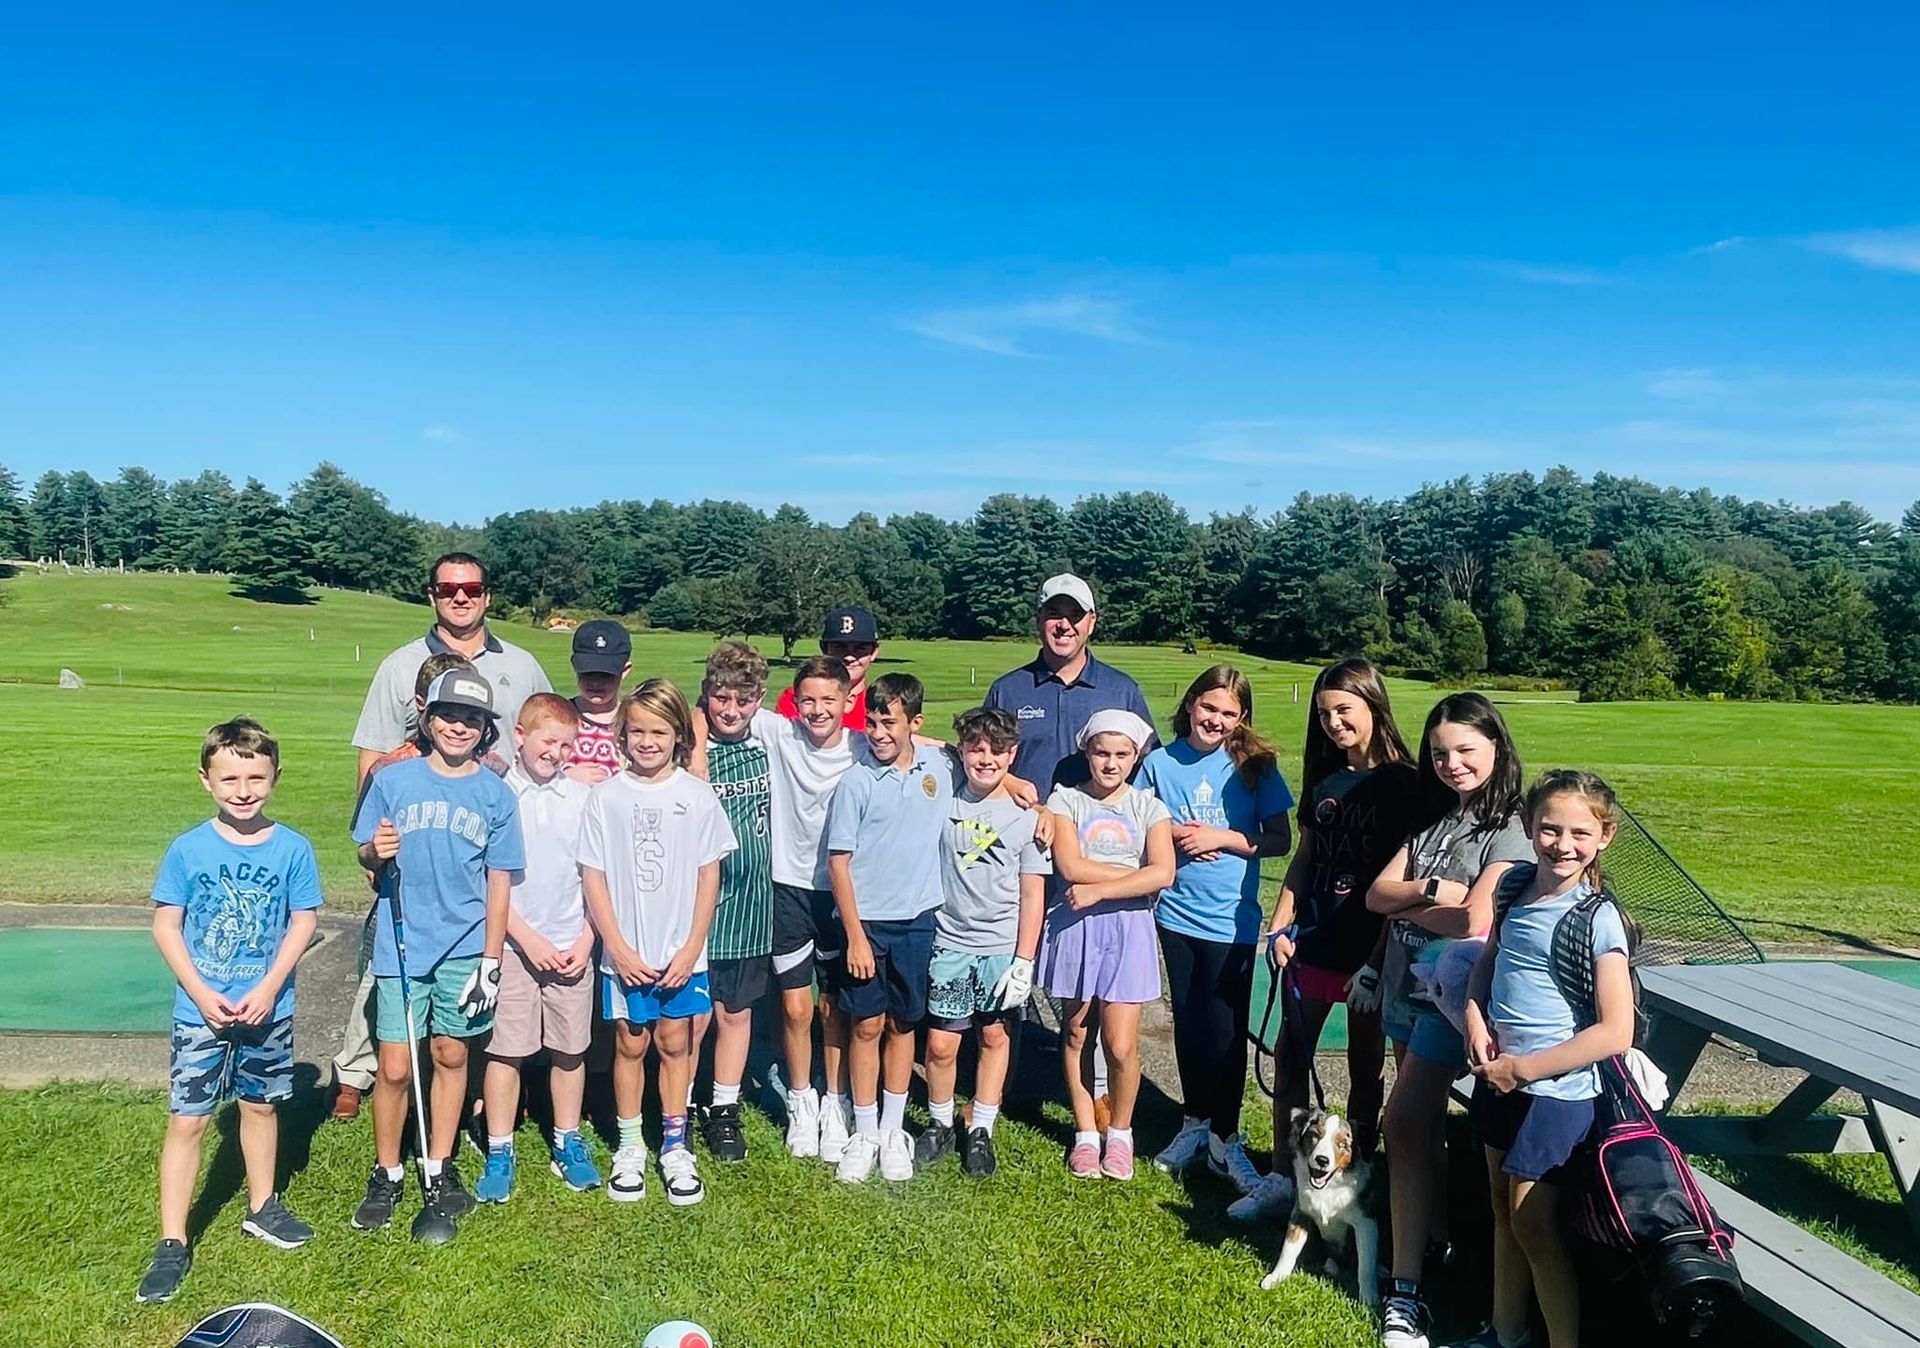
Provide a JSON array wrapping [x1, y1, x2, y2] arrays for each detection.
[[458, 956, 502, 1017], [1346, 963, 1382, 1015], [991, 956, 1035, 1011]]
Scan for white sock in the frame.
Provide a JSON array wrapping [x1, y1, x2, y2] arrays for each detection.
[[1107, 1126, 1133, 1148], [853, 1102, 879, 1137], [712, 1081, 741, 1107], [487, 1133, 513, 1151], [972, 1101, 999, 1135], [1092, 1046, 1110, 1095], [1073, 1130, 1099, 1149], [421, 1156, 444, 1180], [828, 1091, 851, 1117], [383, 1164, 405, 1182], [880, 1090, 907, 1133], [929, 1097, 956, 1127], [552, 1126, 578, 1149]]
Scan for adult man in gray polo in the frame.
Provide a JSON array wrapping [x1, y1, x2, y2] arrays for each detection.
[[349, 551, 551, 787], [329, 551, 552, 1119]]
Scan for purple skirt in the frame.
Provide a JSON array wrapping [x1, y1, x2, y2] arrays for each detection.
[[1038, 904, 1162, 1004]]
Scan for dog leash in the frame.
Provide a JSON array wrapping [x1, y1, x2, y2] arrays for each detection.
[[1251, 926, 1328, 1111]]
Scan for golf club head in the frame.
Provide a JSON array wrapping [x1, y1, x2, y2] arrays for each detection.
[[410, 1206, 458, 1246]]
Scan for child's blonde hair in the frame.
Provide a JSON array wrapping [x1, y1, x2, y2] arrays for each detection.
[[517, 691, 581, 733], [1524, 768, 1621, 890], [620, 678, 696, 768]]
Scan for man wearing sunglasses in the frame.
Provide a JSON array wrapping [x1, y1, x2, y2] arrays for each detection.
[[350, 553, 554, 789]]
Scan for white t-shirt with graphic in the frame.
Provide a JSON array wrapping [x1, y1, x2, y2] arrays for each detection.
[[752, 707, 862, 889], [578, 768, 738, 974]]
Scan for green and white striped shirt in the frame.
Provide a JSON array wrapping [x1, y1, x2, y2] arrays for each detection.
[[706, 734, 773, 960]]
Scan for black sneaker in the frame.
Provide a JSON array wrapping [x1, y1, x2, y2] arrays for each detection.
[[913, 1122, 957, 1170], [1380, 1282, 1431, 1348], [352, 1167, 404, 1230], [242, 1193, 315, 1249], [427, 1160, 474, 1219], [960, 1126, 997, 1178], [135, 1239, 191, 1304], [704, 1103, 747, 1163]]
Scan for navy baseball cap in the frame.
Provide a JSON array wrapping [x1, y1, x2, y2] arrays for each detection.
[[820, 605, 879, 644], [571, 619, 632, 675]]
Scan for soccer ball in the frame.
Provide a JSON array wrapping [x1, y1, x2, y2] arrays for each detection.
[[642, 1321, 713, 1348]]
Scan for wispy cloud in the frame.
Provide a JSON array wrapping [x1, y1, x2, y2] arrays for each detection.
[[1646, 367, 1732, 400], [1487, 261, 1615, 287], [903, 293, 1143, 357], [422, 424, 464, 443], [1803, 227, 1920, 275]]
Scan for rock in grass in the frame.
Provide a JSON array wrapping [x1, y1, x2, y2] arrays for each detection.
[[58, 668, 85, 689]]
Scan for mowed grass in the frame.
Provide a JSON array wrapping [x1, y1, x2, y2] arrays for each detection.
[[0, 1082, 1376, 1348], [3, 570, 1917, 945]]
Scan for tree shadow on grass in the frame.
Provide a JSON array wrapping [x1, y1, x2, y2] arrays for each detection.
[[185, 1063, 327, 1242], [1728, 916, 1920, 959], [228, 584, 318, 605]]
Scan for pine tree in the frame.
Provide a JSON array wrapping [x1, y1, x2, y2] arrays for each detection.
[[224, 479, 313, 597]]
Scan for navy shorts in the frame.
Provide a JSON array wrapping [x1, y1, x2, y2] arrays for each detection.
[[771, 883, 844, 994], [1473, 1081, 1597, 1181], [169, 1017, 294, 1117], [838, 911, 936, 1023]]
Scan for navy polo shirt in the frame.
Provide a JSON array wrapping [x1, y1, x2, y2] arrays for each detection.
[[983, 650, 1160, 792]]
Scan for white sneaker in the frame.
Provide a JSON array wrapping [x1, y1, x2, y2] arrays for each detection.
[[607, 1144, 648, 1202], [786, 1090, 821, 1159], [879, 1128, 914, 1181], [659, 1146, 705, 1207], [1227, 1170, 1294, 1221], [1208, 1132, 1267, 1195], [1154, 1116, 1210, 1173], [836, 1132, 880, 1183], [818, 1096, 854, 1164]]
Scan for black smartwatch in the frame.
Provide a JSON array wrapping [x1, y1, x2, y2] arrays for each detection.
[[1422, 876, 1441, 904]]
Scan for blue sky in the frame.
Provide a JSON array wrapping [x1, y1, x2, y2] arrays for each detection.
[[3, 4, 1917, 523]]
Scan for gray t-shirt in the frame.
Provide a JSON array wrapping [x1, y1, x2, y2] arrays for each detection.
[[1382, 807, 1532, 1032], [937, 791, 1052, 955], [1043, 783, 1172, 919], [351, 627, 553, 754]]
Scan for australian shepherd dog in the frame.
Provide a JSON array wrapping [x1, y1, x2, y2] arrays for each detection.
[[1260, 1108, 1379, 1307]]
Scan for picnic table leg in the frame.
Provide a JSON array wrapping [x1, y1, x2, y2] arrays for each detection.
[[1862, 1099, 1920, 1237], [1755, 1075, 1843, 1149], [1641, 1011, 1711, 1105]]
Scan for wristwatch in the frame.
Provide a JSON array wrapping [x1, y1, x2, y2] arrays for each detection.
[[1422, 876, 1441, 904]]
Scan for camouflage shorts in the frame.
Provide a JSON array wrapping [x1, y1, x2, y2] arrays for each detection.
[[168, 1017, 294, 1117]]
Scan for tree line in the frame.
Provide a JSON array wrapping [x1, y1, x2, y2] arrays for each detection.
[[4, 460, 1917, 703]]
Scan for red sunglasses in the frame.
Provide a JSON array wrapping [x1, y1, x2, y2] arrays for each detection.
[[431, 581, 487, 600]]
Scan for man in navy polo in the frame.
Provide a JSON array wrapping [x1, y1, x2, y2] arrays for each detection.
[[984, 573, 1159, 791]]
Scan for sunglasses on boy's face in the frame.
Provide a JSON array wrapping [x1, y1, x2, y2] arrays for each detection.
[[431, 582, 487, 601]]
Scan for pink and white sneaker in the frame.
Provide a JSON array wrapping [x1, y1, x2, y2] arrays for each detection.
[[1101, 1135, 1136, 1181], [1068, 1141, 1102, 1178]]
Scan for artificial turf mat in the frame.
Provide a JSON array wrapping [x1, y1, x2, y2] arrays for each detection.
[[0, 927, 171, 1034]]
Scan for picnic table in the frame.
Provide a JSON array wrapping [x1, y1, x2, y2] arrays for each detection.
[[1640, 961, 1920, 1348], [1640, 961, 1920, 1234]]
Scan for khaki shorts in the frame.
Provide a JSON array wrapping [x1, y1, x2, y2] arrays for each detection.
[[489, 946, 594, 1058]]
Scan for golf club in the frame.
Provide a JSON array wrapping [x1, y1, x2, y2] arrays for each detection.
[[384, 863, 459, 1245]]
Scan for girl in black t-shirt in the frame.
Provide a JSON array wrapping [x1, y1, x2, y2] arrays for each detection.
[[1233, 658, 1424, 1220]]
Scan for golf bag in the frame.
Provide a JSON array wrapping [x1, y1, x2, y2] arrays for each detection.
[[176, 1302, 346, 1347], [1572, 1054, 1744, 1336]]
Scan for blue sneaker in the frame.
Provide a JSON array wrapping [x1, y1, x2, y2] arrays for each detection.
[[475, 1143, 515, 1204], [550, 1130, 602, 1192]]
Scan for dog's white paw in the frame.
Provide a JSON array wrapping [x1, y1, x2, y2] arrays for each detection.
[[1259, 1267, 1291, 1291]]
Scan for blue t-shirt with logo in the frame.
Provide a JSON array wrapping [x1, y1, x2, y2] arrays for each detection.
[[352, 756, 525, 977], [152, 821, 324, 1026], [1139, 740, 1295, 944]]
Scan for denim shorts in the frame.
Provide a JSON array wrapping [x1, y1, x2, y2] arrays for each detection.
[[169, 1017, 294, 1117]]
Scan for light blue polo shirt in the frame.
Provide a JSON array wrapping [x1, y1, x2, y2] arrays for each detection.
[[824, 744, 956, 922]]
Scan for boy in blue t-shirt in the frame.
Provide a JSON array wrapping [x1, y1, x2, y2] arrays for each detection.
[[138, 718, 324, 1306], [350, 670, 524, 1234]]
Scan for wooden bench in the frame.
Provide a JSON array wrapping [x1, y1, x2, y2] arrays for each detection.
[[1688, 1168, 1920, 1348]]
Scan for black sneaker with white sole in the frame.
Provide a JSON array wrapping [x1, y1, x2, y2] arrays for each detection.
[[704, 1103, 747, 1163], [913, 1122, 956, 1170], [351, 1167, 404, 1230], [1380, 1283, 1432, 1348], [426, 1160, 474, 1219], [960, 1126, 997, 1178], [241, 1193, 314, 1249], [135, 1239, 191, 1304]]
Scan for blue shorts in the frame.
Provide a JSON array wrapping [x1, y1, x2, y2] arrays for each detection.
[[925, 946, 1019, 1032], [375, 954, 493, 1042], [1395, 1009, 1464, 1068], [602, 971, 712, 1026], [169, 1018, 294, 1117], [839, 911, 936, 1023], [1473, 1082, 1597, 1181]]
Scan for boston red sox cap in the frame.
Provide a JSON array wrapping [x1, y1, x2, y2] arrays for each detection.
[[820, 605, 879, 644]]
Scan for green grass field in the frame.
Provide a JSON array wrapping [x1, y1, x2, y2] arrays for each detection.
[[2, 569, 1916, 946]]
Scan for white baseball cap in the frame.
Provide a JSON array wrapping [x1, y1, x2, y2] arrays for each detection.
[[1076, 708, 1154, 754], [1036, 573, 1096, 614]]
